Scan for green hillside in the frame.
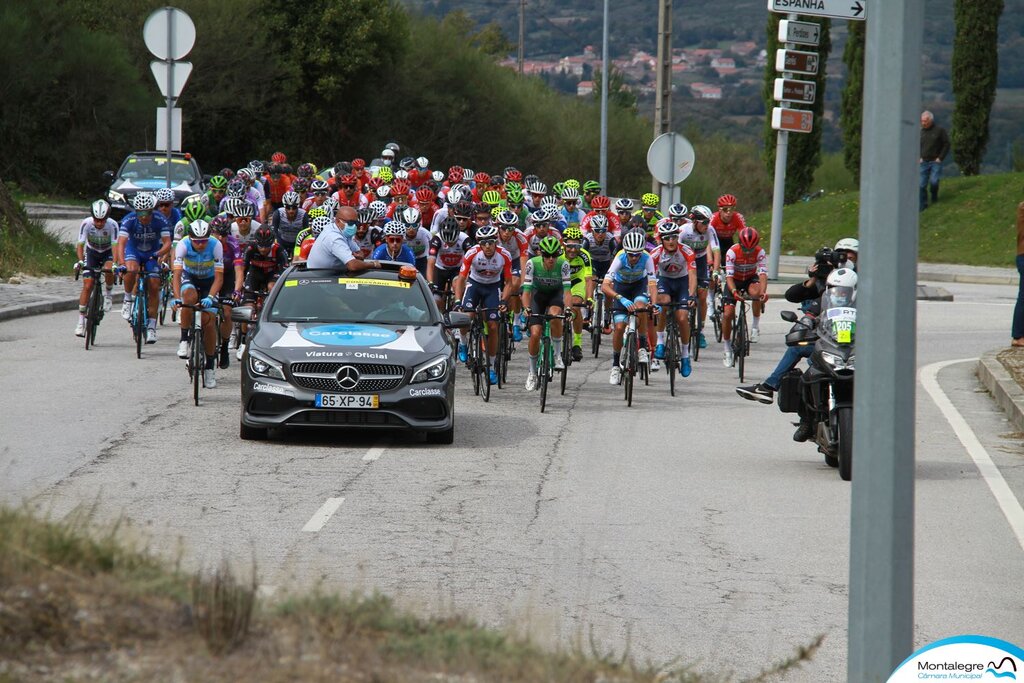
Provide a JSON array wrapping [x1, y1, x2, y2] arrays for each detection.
[[747, 172, 1023, 266]]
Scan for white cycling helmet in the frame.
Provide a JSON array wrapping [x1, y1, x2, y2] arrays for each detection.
[[834, 237, 859, 253], [400, 206, 421, 227], [155, 188, 175, 204], [188, 219, 211, 239], [540, 196, 559, 211], [622, 230, 646, 253], [394, 169, 409, 181], [132, 192, 156, 211], [446, 187, 464, 205], [690, 204, 713, 223], [321, 197, 339, 217], [416, 156, 429, 169], [657, 220, 681, 237], [310, 215, 332, 237], [560, 187, 580, 201], [368, 200, 387, 219], [376, 185, 391, 199], [383, 220, 405, 237], [589, 214, 609, 232], [475, 224, 499, 241], [614, 197, 634, 212], [431, 170, 445, 183], [91, 199, 111, 220], [667, 202, 688, 219]]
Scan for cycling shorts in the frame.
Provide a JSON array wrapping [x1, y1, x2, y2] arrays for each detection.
[[657, 274, 690, 304], [724, 278, 755, 306], [181, 271, 214, 299], [527, 289, 564, 327], [694, 256, 710, 288], [83, 249, 113, 276], [244, 268, 277, 296], [461, 278, 501, 321], [124, 243, 161, 274], [570, 280, 587, 301], [611, 280, 651, 323], [718, 235, 735, 253], [431, 267, 458, 296], [414, 257, 428, 278], [592, 259, 612, 282]]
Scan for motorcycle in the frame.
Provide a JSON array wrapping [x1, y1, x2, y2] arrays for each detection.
[[778, 290, 856, 481]]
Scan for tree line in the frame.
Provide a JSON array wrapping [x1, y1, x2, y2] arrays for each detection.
[[763, 0, 1004, 198]]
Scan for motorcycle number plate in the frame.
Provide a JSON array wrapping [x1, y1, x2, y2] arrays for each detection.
[[832, 320, 853, 343]]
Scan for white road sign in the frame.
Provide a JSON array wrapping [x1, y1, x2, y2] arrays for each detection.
[[144, 7, 196, 60], [767, 0, 866, 21], [150, 61, 193, 99], [646, 133, 695, 185], [156, 107, 182, 152], [778, 19, 822, 46]]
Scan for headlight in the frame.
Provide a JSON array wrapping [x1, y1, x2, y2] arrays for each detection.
[[248, 350, 285, 380], [410, 356, 448, 384], [108, 190, 125, 204], [822, 352, 852, 370]]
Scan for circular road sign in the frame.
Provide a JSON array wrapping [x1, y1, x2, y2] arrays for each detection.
[[143, 7, 196, 61], [646, 133, 696, 185]]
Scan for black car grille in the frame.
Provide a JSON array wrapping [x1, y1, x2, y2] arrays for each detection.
[[248, 393, 296, 415], [288, 410, 408, 427], [289, 362, 405, 393]]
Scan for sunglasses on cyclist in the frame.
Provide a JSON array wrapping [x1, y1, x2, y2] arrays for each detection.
[[385, 237, 403, 244], [314, 191, 327, 197], [542, 253, 558, 259], [157, 202, 172, 208], [662, 235, 679, 241], [478, 239, 497, 246], [564, 200, 577, 205], [136, 210, 151, 217], [237, 216, 252, 222]]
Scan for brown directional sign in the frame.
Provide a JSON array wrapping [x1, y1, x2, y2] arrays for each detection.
[[775, 49, 819, 76], [772, 107, 814, 134], [774, 78, 817, 104]]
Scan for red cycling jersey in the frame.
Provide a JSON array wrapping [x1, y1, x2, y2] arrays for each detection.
[[710, 210, 746, 240], [724, 244, 768, 283]]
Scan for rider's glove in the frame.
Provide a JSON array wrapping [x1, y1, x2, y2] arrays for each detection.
[[619, 297, 634, 308], [115, 264, 127, 274], [200, 296, 215, 309], [171, 298, 182, 308], [652, 304, 663, 314], [232, 289, 242, 302]]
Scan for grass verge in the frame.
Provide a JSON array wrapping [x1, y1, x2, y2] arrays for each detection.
[[747, 171, 1023, 266], [0, 506, 823, 682], [0, 216, 76, 279]]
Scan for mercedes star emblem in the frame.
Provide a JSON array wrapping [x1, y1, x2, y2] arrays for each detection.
[[335, 365, 361, 390]]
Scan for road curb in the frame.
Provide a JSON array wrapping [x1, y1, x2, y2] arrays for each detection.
[[976, 351, 1024, 433], [0, 294, 126, 324]]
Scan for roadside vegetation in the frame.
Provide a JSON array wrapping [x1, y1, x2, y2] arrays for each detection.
[[748, 171, 1023, 266], [0, 505, 823, 682], [0, 181, 75, 279]]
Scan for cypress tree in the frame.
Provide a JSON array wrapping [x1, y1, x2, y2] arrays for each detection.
[[840, 21, 865, 184], [762, 14, 831, 203], [951, 0, 1004, 175]]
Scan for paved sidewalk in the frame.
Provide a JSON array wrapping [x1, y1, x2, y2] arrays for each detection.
[[0, 276, 125, 323], [977, 348, 1024, 434]]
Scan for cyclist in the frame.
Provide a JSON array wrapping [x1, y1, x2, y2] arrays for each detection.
[[351, 209, 382, 258], [453, 224, 514, 384], [651, 220, 698, 377], [398, 207, 432, 275], [331, 173, 364, 208], [371, 221, 416, 265], [679, 204, 721, 349], [117, 192, 171, 344], [524, 209, 562, 257], [521, 235, 572, 390], [230, 200, 261, 243], [415, 187, 438, 228], [581, 195, 620, 238], [302, 179, 331, 211], [74, 199, 118, 336], [209, 215, 244, 357], [505, 184, 530, 229], [722, 227, 768, 367], [561, 226, 593, 361], [261, 163, 294, 221], [582, 213, 618, 285], [205, 175, 228, 211], [470, 202, 492, 242], [294, 215, 332, 264], [633, 193, 664, 239], [602, 229, 657, 385], [525, 179, 547, 210], [427, 216, 473, 313], [495, 210, 529, 341], [232, 226, 287, 362], [711, 194, 746, 254], [172, 219, 224, 388], [560, 187, 586, 233], [154, 188, 181, 226], [581, 180, 602, 211], [614, 197, 635, 232], [270, 191, 307, 255]]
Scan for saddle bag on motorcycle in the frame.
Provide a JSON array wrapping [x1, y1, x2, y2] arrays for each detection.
[[777, 369, 803, 413]]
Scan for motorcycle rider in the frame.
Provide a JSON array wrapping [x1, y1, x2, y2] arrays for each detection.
[[735, 238, 859, 441]]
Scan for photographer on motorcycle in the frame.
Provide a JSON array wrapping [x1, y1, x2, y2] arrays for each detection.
[[735, 238, 858, 440]]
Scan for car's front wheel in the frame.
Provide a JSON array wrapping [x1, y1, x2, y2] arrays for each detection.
[[425, 425, 454, 445]]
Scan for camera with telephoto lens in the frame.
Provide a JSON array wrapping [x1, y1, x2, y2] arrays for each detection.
[[809, 247, 845, 279]]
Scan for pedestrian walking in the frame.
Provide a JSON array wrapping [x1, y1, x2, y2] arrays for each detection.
[[1013, 198, 1024, 347], [919, 110, 950, 211]]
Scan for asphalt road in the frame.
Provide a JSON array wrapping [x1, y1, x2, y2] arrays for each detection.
[[2, 281, 1021, 681]]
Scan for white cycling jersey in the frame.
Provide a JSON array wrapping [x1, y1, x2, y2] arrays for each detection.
[[78, 217, 118, 252]]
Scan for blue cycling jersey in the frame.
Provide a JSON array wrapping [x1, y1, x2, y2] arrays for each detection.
[[561, 207, 585, 229], [371, 243, 416, 266], [174, 236, 224, 279], [604, 250, 655, 285], [118, 211, 171, 252]]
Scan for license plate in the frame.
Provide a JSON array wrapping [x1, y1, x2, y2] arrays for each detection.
[[315, 394, 379, 409]]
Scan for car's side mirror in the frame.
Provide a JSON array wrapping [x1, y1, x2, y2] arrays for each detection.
[[780, 310, 798, 323], [103, 170, 115, 183], [444, 312, 473, 329], [231, 305, 255, 323], [202, 173, 212, 183]]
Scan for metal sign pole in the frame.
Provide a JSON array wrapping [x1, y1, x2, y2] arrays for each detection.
[[165, 7, 174, 188], [767, 12, 797, 279], [599, 0, 609, 192], [848, 0, 922, 679]]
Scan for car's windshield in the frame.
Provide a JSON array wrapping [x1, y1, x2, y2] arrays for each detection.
[[118, 156, 197, 184], [268, 273, 433, 324]]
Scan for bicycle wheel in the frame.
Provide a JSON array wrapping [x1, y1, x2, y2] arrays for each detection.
[[470, 327, 481, 396], [479, 326, 491, 403], [689, 307, 700, 362], [191, 328, 202, 406], [560, 329, 570, 395], [735, 307, 747, 383], [622, 331, 630, 405], [666, 322, 678, 397], [591, 297, 602, 357], [158, 288, 169, 326], [712, 293, 723, 343], [495, 322, 507, 388], [539, 335, 550, 413], [134, 294, 144, 359]]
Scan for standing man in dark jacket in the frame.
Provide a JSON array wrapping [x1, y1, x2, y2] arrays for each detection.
[[920, 110, 950, 211]]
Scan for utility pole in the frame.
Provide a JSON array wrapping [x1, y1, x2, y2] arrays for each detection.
[[653, 0, 673, 197], [599, 0, 609, 191], [518, 0, 526, 76]]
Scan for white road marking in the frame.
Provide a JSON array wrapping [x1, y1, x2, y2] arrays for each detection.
[[362, 443, 387, 461], [920, 358, 1024, 553], [301, 497, 345, 532]]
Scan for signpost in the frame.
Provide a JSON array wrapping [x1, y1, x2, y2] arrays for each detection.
[[771, 107, 814, 132], [143, 7, 195, 188], [646, 133, 695, 214], [773, 78, 817, 104], [775, 49, 819, 75], [767, 0, 866, 21], [777, 19, 822, 45]]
